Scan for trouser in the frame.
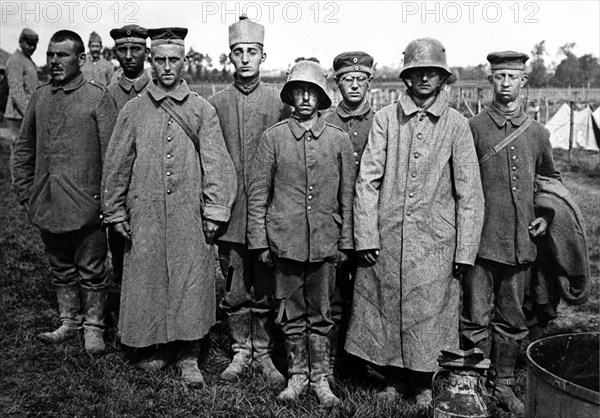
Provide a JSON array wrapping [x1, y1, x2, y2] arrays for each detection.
[[218, 241, 275, 315], [40, 225, 109, 290], [330, 254, 356, 327], [461, 258, 531, 347], [107, 227, 125, 282], [7, 118, 22, 186], [273, 257, 336, 338]]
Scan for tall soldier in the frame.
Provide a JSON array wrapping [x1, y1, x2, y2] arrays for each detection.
[[208, 15, 289, 384], [460, 51, 560, 416], [102, 27, 237, 387], [346, 38, 484, 407], [14, 30, 117, 354], [105, 25, 151, 284], [81, 32, 114, 86], [324, 51, 374, 382]]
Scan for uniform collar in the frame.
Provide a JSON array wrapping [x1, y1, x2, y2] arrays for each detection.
[[147, 79, 190, 102], [486, 101, 528, 127], [336, 99, 372, 119], [233, 72, 261, 95], [288, 112, 326, 140], [119, 70, 151, 93], [399, 90, 448, 118], [51, 73, 86, 92], [87, 55, 101, 63]]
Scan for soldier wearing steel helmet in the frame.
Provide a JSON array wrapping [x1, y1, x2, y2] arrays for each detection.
[[345, 38, 484, 407], [247, 60, 355, 407]]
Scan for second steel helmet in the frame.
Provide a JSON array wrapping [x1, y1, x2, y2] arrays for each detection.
[[280, 60, 332, 110], [399, 38, 452, 79]]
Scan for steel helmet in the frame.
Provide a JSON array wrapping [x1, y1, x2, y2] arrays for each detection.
[[399, 38, 452, 79], [281, 60, 332, 110]]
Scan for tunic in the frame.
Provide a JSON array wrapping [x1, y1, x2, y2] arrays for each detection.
[[346, 92, 485, 372], [5, 48, 38, 120], [107, 70, 151, 112], [81, 56, 114, 86], [101, 80, 237, 347], [13, 74, 117, 233]]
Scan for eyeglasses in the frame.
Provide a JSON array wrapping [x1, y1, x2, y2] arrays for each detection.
[[339, 75, 369, 86]]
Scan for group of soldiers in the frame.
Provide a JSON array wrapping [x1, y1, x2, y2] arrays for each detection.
[[7, 15, 569, 415]]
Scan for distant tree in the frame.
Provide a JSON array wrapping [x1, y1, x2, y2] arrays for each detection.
[[578, 54, 600, 87], [452, 64, 488, 81], [552, 43, 584, 87], [528, 41, 549, 87]]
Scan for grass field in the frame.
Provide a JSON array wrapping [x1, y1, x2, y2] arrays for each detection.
[[0, 128, 598, 417]]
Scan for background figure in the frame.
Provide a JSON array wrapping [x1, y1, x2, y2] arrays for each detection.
[[5, 28, 38, 185], [13, 29, 117, 355], [346, 38, 484, 408], [324, 51, 374, 383], [208, 15, 289, 385], [81, 31, 114, 86], [101, 27, 236, 387], [460, 51, 561, 416], [247, 60, 355, 407]]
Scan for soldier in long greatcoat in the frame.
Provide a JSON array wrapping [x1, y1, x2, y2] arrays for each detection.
[[346, 38, 484, 407]]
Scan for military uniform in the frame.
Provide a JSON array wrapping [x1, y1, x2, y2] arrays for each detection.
[[81, 32, 114, 86]]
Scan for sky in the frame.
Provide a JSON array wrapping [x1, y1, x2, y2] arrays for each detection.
[[1, 0, 599, 71]]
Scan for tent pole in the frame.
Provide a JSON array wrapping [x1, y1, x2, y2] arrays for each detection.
[[568, 100, 575, 166]]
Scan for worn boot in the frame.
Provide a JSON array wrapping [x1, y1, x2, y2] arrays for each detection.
[[37, 283, 82, 344], [278, 334, 309, 402], [220, 309, 252, 381], [136, 342, 178, 371], [309, 333, 341, 407], [82, 288, 108, 354], [251, 311, 285, 385], [178, 340, 205, 388], [327, 322, 340, 385], [491, 338, 525, 416]]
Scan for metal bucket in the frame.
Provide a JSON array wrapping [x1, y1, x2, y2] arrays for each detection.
[[525, 332, 599, 417]]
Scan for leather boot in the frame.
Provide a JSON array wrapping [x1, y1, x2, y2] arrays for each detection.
[[278, 334, 309, 402], [178, 340, 205, 388], [309, 333, 341, 407], [82, 288, 108, 354], [251, 311, 285, 385], [37, 283, 82, 344], [220, 309, 252, 381], [136, 342, 178, 371], [491, 337, 525, 416], [327, 322, 339, 385]]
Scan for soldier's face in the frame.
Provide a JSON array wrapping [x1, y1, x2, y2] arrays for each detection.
[[406, 67, 445, 99], [89, 41, 102, 59], [19, 39, 38, 57], [336, 71, 372, 106], [489, 69, 527, 105], [47, 40, 85, 85], [292, 82, 320, 119], [150, 44, 187, 92], [229, 43, 265, 80], [115, 43, 148, 79]]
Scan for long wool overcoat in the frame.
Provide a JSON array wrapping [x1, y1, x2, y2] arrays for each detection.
[[345, 91, 485, 372], [102, 81, 237, 347]]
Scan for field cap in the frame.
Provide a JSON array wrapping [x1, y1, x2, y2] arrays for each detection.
[[110, 25, 148, 46], [19, 28, 39, 43], [333, 51, 374, 77], [147, 27, 188, 47], [487, 51, 529, 71], [89, 31, 102, 44], [229, 15, 264, 47]]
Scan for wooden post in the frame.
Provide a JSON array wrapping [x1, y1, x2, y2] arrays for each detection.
[[477, 87, 482, 114], [568, 100, 575, 165], [544, 96, 549, 124]]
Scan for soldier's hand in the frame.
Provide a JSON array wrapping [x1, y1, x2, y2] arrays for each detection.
[[113, 221, 131, 240], [528, 217, 548, 238], [202, 219, 221, 245], [258, 249, 273, 267], [453, 262, 470, 278], [21, 200, 32, 223], [358, 249, 379, 266], [335, 250, 349, 268]]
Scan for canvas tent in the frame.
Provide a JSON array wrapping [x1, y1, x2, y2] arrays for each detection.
[[546, 103, 600, 151]]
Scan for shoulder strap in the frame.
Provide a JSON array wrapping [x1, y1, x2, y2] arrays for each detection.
[[479, 116, 534, 166], [156, 95, 201, 157]]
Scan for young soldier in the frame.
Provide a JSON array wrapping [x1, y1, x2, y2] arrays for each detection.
[[81, 31, 114, 86], [461, 51, 560, 416], [346, 38, 484, 407], [101, 27, 237, 387], [247, 60, 355, 407], [208, 15, 289, 384], [324, 51, 374, 382], [14, 30, 117, 354], [105, 25, 151, 284]]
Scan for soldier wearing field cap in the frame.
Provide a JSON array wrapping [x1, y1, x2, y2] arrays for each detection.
[[208, 15, 289, 385], [324, 51, 374, 382], [102, 27, 237, 387], [82, 31, 114, 86], [5, 28, 39, 184], [460, 51, 560, 415]]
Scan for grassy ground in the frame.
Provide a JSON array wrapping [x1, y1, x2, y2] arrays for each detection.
[[0, 128, 598, 417]]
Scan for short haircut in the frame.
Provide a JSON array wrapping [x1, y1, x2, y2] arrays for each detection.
[[50, 30, 85, 55]]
